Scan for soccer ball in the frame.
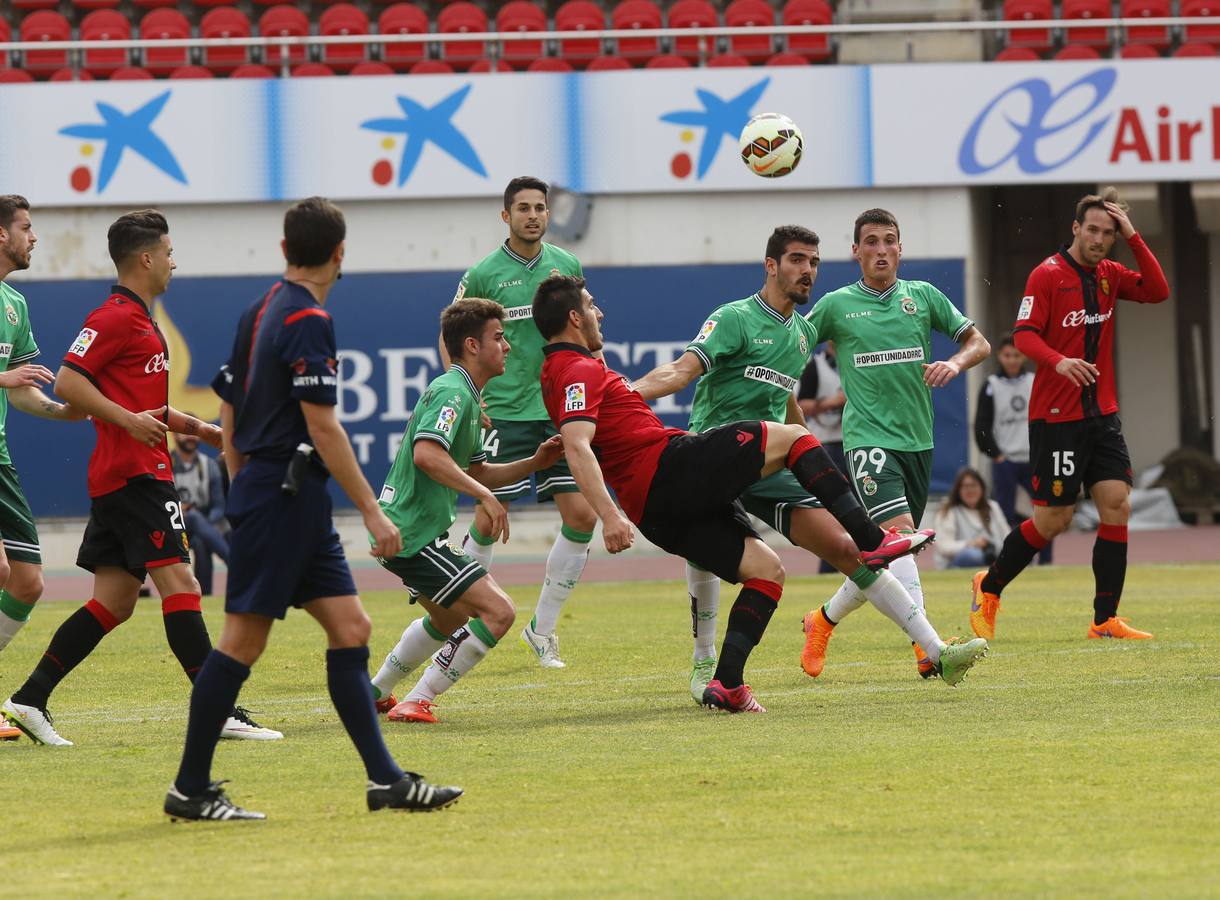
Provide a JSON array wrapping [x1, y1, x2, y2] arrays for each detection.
[[739, 113, 804, 178]]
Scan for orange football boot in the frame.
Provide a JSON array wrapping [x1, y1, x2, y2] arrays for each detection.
[[387, 698, 439, 723], [0, 721, 20, 741], [374, 693, 398, 715], [914, 643, 937, 679], [801, 607, 834, 677], [970, 571, 1001, 640], [1087, 617, 1153, 640]]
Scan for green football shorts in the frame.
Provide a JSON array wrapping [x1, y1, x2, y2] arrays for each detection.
[[739, 469, 823, 543], [0, 464, 41, 564], [380, 534, 486, 608], [844, 446, 933, 526], [481, 417, 578, 503]]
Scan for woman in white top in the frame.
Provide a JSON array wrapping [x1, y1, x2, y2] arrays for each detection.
[[934, 468, 1011, 569]]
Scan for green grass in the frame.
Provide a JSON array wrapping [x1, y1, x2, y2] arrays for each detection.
[[2, 563, 1218, 898]]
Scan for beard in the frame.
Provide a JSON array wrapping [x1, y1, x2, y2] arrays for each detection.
[[2, 246, 29, 271]]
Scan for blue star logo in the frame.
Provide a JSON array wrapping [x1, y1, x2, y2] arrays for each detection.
[[659, 78, 770, 179], [59, 91, 187, 193], [361, 84, 488, 187]]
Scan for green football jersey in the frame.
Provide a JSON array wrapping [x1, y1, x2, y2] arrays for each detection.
[[0, 282, 41, 466], [805, 278, 972, 453], [455, 240, 583, 422], [687, 293, 819, 433], [378, 364, 487, 557]]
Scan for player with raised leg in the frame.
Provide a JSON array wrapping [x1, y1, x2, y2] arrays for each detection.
[[969, 188, 1168, 641], [370, 299, 563, 723], [447, 177, 594, 669], [536, 275, 986, 713], [800, 209, 992, 679], [165, 198, 460, 820]]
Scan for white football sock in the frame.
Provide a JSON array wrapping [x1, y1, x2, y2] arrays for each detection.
[[462, 525, 496, 572], [686, 562, 719, 660], [372, 616, 446, 698], [406, 622, 495, 702], [825, 577, 868, 623], [0, 612, 26, 652], [862, 569, 943, 663], [889, 555, 925, 610], [531, 529, 591, 635]]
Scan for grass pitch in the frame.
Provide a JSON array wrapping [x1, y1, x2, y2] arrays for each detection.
[[2, 563, 1218, 898]]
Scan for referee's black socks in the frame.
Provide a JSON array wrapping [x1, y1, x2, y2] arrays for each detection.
[[786, 434, 885, 551]]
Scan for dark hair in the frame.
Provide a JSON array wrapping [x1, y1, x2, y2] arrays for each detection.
[[941, 467, 993, 529], [1074, 185, 1126, 225], [503, 176, 549, 211], [532, 274, 587, 340], [765, 225, 819, 263], [853, 208, 900, 244], [997, 331, 1016, 351], [107, 209, 169, 267], [284, 197, 346, 267], [0, 195, 30, 232], [441, 298, 505, 361]]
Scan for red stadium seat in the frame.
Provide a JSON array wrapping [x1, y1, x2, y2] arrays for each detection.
[[1173, 40, 1217, 55], [351, 61, 395, 75], [1118, 42, 1159, 57], [707, 52, 750, 66], [49, 67, 95, 80], [11, 0, 59, 10], [586, 54, 632, 69], [73, 0, 123, 10], [1002, 0, 1053, 53], [20, 11, 72, 75], [318, 3, 369, 72], [169, 65, 215, 78], [644, 53, 691, 67], [437, 2, 488, 71], [0, 68, 35, 83], [230, 63, 275, 77], [132, 0, 180, 9], [611, 0, 663, 64], [497, 1, 547, 70], [1182, 0, 1220, 47], [141, 8, 192, 76], [725, 0, 775, 64], [765, 51, 810, 65], [994, 45, 1041, 60], [527, 56, 573, 70], [409, 58, 455, 73], [668, 0, 718, 62], [782, 0, 832, 61], [291, 62, 334, 77], [1061, 0, 1112, 48], [1121, 0, 1170, 49], [258, 5, 309, 68], [0, 18, 8, 69], [379, 4, 429, 72], [468, 58, 498, 71], [110, 65, 154, 80], [201, 7, 252, 73], [1054, 43, 1102, 59], [194, 0, 241, 7], [79, 9, 131, 78], [555, 1, 605, 68]]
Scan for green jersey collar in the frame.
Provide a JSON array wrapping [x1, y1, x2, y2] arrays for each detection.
[[500, 239, 543, 270], [856, 279, 900, 302], [752, 292, 792, 326], [450, 364, 481, 400]]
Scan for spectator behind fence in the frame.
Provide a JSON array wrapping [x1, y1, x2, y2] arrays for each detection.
[[933, 468, 1010, 570], [171, 423, 229, 596]]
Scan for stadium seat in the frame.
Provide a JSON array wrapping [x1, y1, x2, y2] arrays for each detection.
[[994, 45, 1041, 60], [586, 54, 632, 69], [765, 51, 810, 65], [527, 56, 573, 70], [292, 62, 334, 77], [0, 18, 8, 70], [258, 6, 309, 68], [496, 1, 547, 71], [555, 1, 606, 69], [725, 0, 775, 64], [193, 0, 242, 7], [11, 0, 59, 10], [20, 11, 72, 75], [468, 58, 499, 71], [707, 52, 750, 66], [437, 2, 488, 71], [350, 60, 395, 75], [378, 4, 429, 72], [1119, 42, 1159, 57], [1182, 0, 1220, 47], [1061, 0, 1112, 48], [230, 62, 276, 77], [0, 68, 35, 83], [169, 65, 215, 78], [318, 3, 369, 73], [49, 67, 95, 80], [611, 0, 663, 64], [79, 9, 131, 78], [200, 7, 252, 73], [644, 53, 691, 67], [141, 8, 192, 76], [1121, 0, 1170, 49], [73, 0, 123, 10], [132, 0, 180, 9], [1002, 0, 1053, 53], [1173, 40, 1217, 55], [782, 0, 832, 62], [668, 0, 719, 63], [1054, 43, 1102, 59], [409, 58, 455, 73], [110, 65, 154, 80]]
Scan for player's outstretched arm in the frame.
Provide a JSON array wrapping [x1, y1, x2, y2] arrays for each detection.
[[414, 440, 510, 543], [559, 420, 633, 553], [923, 326, 991, 388], [55, 366, 168, 446], [472, 435, 564, 490], [166, 406, 222, 449], [631, 351, 704, 401], [5, 363, 87, 421], [301, 399, 403, 559]]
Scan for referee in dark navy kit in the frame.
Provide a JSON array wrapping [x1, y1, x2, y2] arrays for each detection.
[[165, 197, 462, 821]]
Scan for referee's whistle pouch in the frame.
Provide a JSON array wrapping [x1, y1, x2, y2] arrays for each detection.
[[281, 443, 316, 496]]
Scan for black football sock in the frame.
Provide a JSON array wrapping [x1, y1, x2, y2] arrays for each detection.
[[786, 434, 885, 551], [714, 580, 781, 689], [981, 519, 1049, 596], [11, 600, 117, 710], [1092, 524, 1128, 625], [175, 650, 249, 797], [327, 646, 404, 786], [161, 593, 212, 682]]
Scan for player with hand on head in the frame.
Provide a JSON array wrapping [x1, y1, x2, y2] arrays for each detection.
[[2, 209, 280, 747], [165, 198, 460, 821], [447, 176, 594, 669], [370, 299, 564, 723], [970, 188, 1168, 641], [634, 225, 980, 697], [537, 275, 986, 714], [800, 208, 992, 679]]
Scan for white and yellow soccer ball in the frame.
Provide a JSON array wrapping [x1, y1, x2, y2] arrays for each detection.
[[738, 113, 804, 178]]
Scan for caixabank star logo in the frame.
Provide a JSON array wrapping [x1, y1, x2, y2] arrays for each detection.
[[360, 85, 487, 188], [659, 78, 769, 180], [58, 91, 186, 194]]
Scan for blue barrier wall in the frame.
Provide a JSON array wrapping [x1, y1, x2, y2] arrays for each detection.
[[11, 258, 967, 517]]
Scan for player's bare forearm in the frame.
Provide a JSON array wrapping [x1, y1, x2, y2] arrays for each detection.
[[415, 441, 498, 503], [302, 401, 380, 514], [472, 456, 541, 490], [562, 436, 620, 523], [631, 352, 703, 401], [219, 402, 246, 480], [951, 327, 991, 373], [6, 384, 82, 421], [55, 366, 142, 428]]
